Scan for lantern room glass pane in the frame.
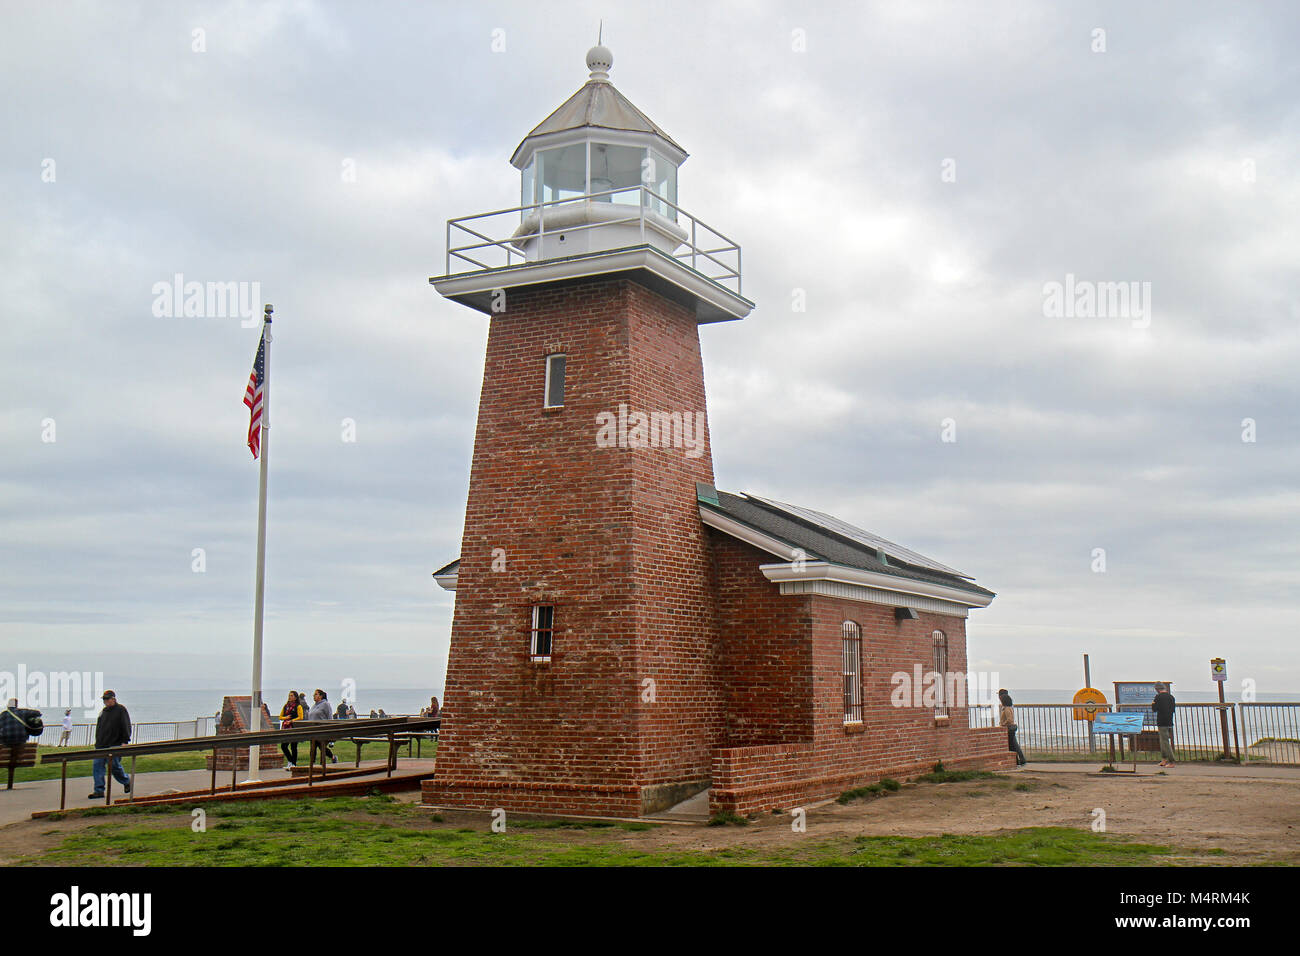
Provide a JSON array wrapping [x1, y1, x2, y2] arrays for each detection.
[[521, 158, 535, 207], [538, 144, 587, 204], [589, 143, 644, 205], [644, 149, 678, 220]]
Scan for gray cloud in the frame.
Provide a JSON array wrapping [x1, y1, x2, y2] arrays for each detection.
[[2, 0, 1297, 699]]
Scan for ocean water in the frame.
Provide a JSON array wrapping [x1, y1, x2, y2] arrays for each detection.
[[45, 686, 1296, 725], [52, 687, 439, 724]]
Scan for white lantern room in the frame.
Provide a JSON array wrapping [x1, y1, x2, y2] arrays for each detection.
[[509, 45, 688, 260], [433, 43, 752, 325]]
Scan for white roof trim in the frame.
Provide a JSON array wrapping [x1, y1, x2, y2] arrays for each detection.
[[511, 127, 688, 171], [699, 506, 801, 560], [702, 505, 991, 609], [760, 561, 993, 609], [776, 579, 970, 618], [433, 571, 458, 592]]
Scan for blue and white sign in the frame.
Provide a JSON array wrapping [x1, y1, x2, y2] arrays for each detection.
[[1093, 711, 1146, 735]]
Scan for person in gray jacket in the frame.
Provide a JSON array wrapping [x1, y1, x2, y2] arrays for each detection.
[[307, 688, 337, 764]]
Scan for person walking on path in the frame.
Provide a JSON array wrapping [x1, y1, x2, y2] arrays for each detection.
[[1153, 682, 1177, 767], [89, 691, 131, 799], [279, 691, 303, 769], [59, 709, 73, 746], [998, 689, 1028, 767], [307, 689, 338, 764]]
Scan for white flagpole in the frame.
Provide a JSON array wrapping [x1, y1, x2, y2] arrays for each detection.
[[245, 303, 273, 783]]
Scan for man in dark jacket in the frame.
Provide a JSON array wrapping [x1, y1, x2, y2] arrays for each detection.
[[1152, 682, 1177, 767], [89, 690, 132, 799]]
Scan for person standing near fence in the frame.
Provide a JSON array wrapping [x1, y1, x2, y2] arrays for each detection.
[[59, 709, 73, 746], [89, 691, 131, 799], [307, 689, 338, 764], [279, 691, 303, 769], [1153, 682, 1177, 767], [998, 689, 1028, 767]]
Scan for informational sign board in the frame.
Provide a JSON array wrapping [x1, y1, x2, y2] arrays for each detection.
[[1211, 658, 1227, 682], [1072, 687, 1107, 721], [1113, 681, 1172, 728], [1093, 712, 1146, 735]]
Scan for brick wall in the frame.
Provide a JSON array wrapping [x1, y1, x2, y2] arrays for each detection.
[[208, 696, 283, 771], [711, 530, 814, 746], [708, 538, 1014, 815]]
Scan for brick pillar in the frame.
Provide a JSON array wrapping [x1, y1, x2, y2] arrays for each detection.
[[424, 277, 722, 817]]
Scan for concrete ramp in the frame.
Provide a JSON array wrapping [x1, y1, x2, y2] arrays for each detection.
[[647, 788, 710, 822]]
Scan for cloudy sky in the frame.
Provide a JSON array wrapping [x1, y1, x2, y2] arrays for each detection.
[[3, 0, 1297, 702]]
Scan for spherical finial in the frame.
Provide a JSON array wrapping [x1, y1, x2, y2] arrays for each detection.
[[586, 44, 612, 81]]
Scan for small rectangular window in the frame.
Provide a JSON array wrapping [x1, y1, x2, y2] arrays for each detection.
[[544, 354, 566, 408], [530, 605, 554, 661]]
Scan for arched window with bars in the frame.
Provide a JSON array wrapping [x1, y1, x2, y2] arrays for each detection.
[[842, 620, 863, 724], [932, 629, 949, 718]]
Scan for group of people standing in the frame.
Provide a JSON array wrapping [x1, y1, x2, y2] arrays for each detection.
[[996, 684, 1178, 768], [276, 688, 338, 768]]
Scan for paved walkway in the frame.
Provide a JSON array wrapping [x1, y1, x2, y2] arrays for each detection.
[[0, 760, 434, 827], [1018, 761, 1300, 781]]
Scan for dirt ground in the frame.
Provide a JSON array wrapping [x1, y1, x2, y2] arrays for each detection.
[[3, 768, 1297, 865], [627, 770, 1300, 864]]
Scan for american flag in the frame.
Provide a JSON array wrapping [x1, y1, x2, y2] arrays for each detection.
[[243, 331, 266, 459]]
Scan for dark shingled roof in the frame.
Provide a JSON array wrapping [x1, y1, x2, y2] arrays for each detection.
[[702, 490, 994, 600]]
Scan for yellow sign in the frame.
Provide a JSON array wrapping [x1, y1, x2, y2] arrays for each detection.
[[1072, 687, 1107, 721], [1211, 658, 1227, 682]]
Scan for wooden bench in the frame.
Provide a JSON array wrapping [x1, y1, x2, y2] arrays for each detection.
[[1, 743, 39, 790], [349, 735, 415, 768]]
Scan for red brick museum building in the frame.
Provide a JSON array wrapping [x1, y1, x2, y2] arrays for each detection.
[[423, 45, 1011, 819]]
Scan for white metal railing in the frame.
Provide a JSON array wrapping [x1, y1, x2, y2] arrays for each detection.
[[38, 717, 217, 749], [444, 185, 743, 295], [968, 702, 1300, 765]]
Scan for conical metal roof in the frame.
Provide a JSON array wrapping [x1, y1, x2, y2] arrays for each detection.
[[509, 47, 687, 168]]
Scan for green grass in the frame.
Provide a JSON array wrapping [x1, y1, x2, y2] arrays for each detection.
[[835, 828, 1178, 866], [22, 794, 1202, 867], [913, 768, 1001, 784], [17, 741, 422, 782], [17, 746, 209, 782], [837, 784, 885, 804], [706, 809, 750, 826]]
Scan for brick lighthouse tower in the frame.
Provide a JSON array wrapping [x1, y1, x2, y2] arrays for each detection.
[[423, 43, 753, 817]]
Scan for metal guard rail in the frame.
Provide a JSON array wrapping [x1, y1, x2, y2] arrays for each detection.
[[444, 185, 743, 294], [40, 716, 441, 811]]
